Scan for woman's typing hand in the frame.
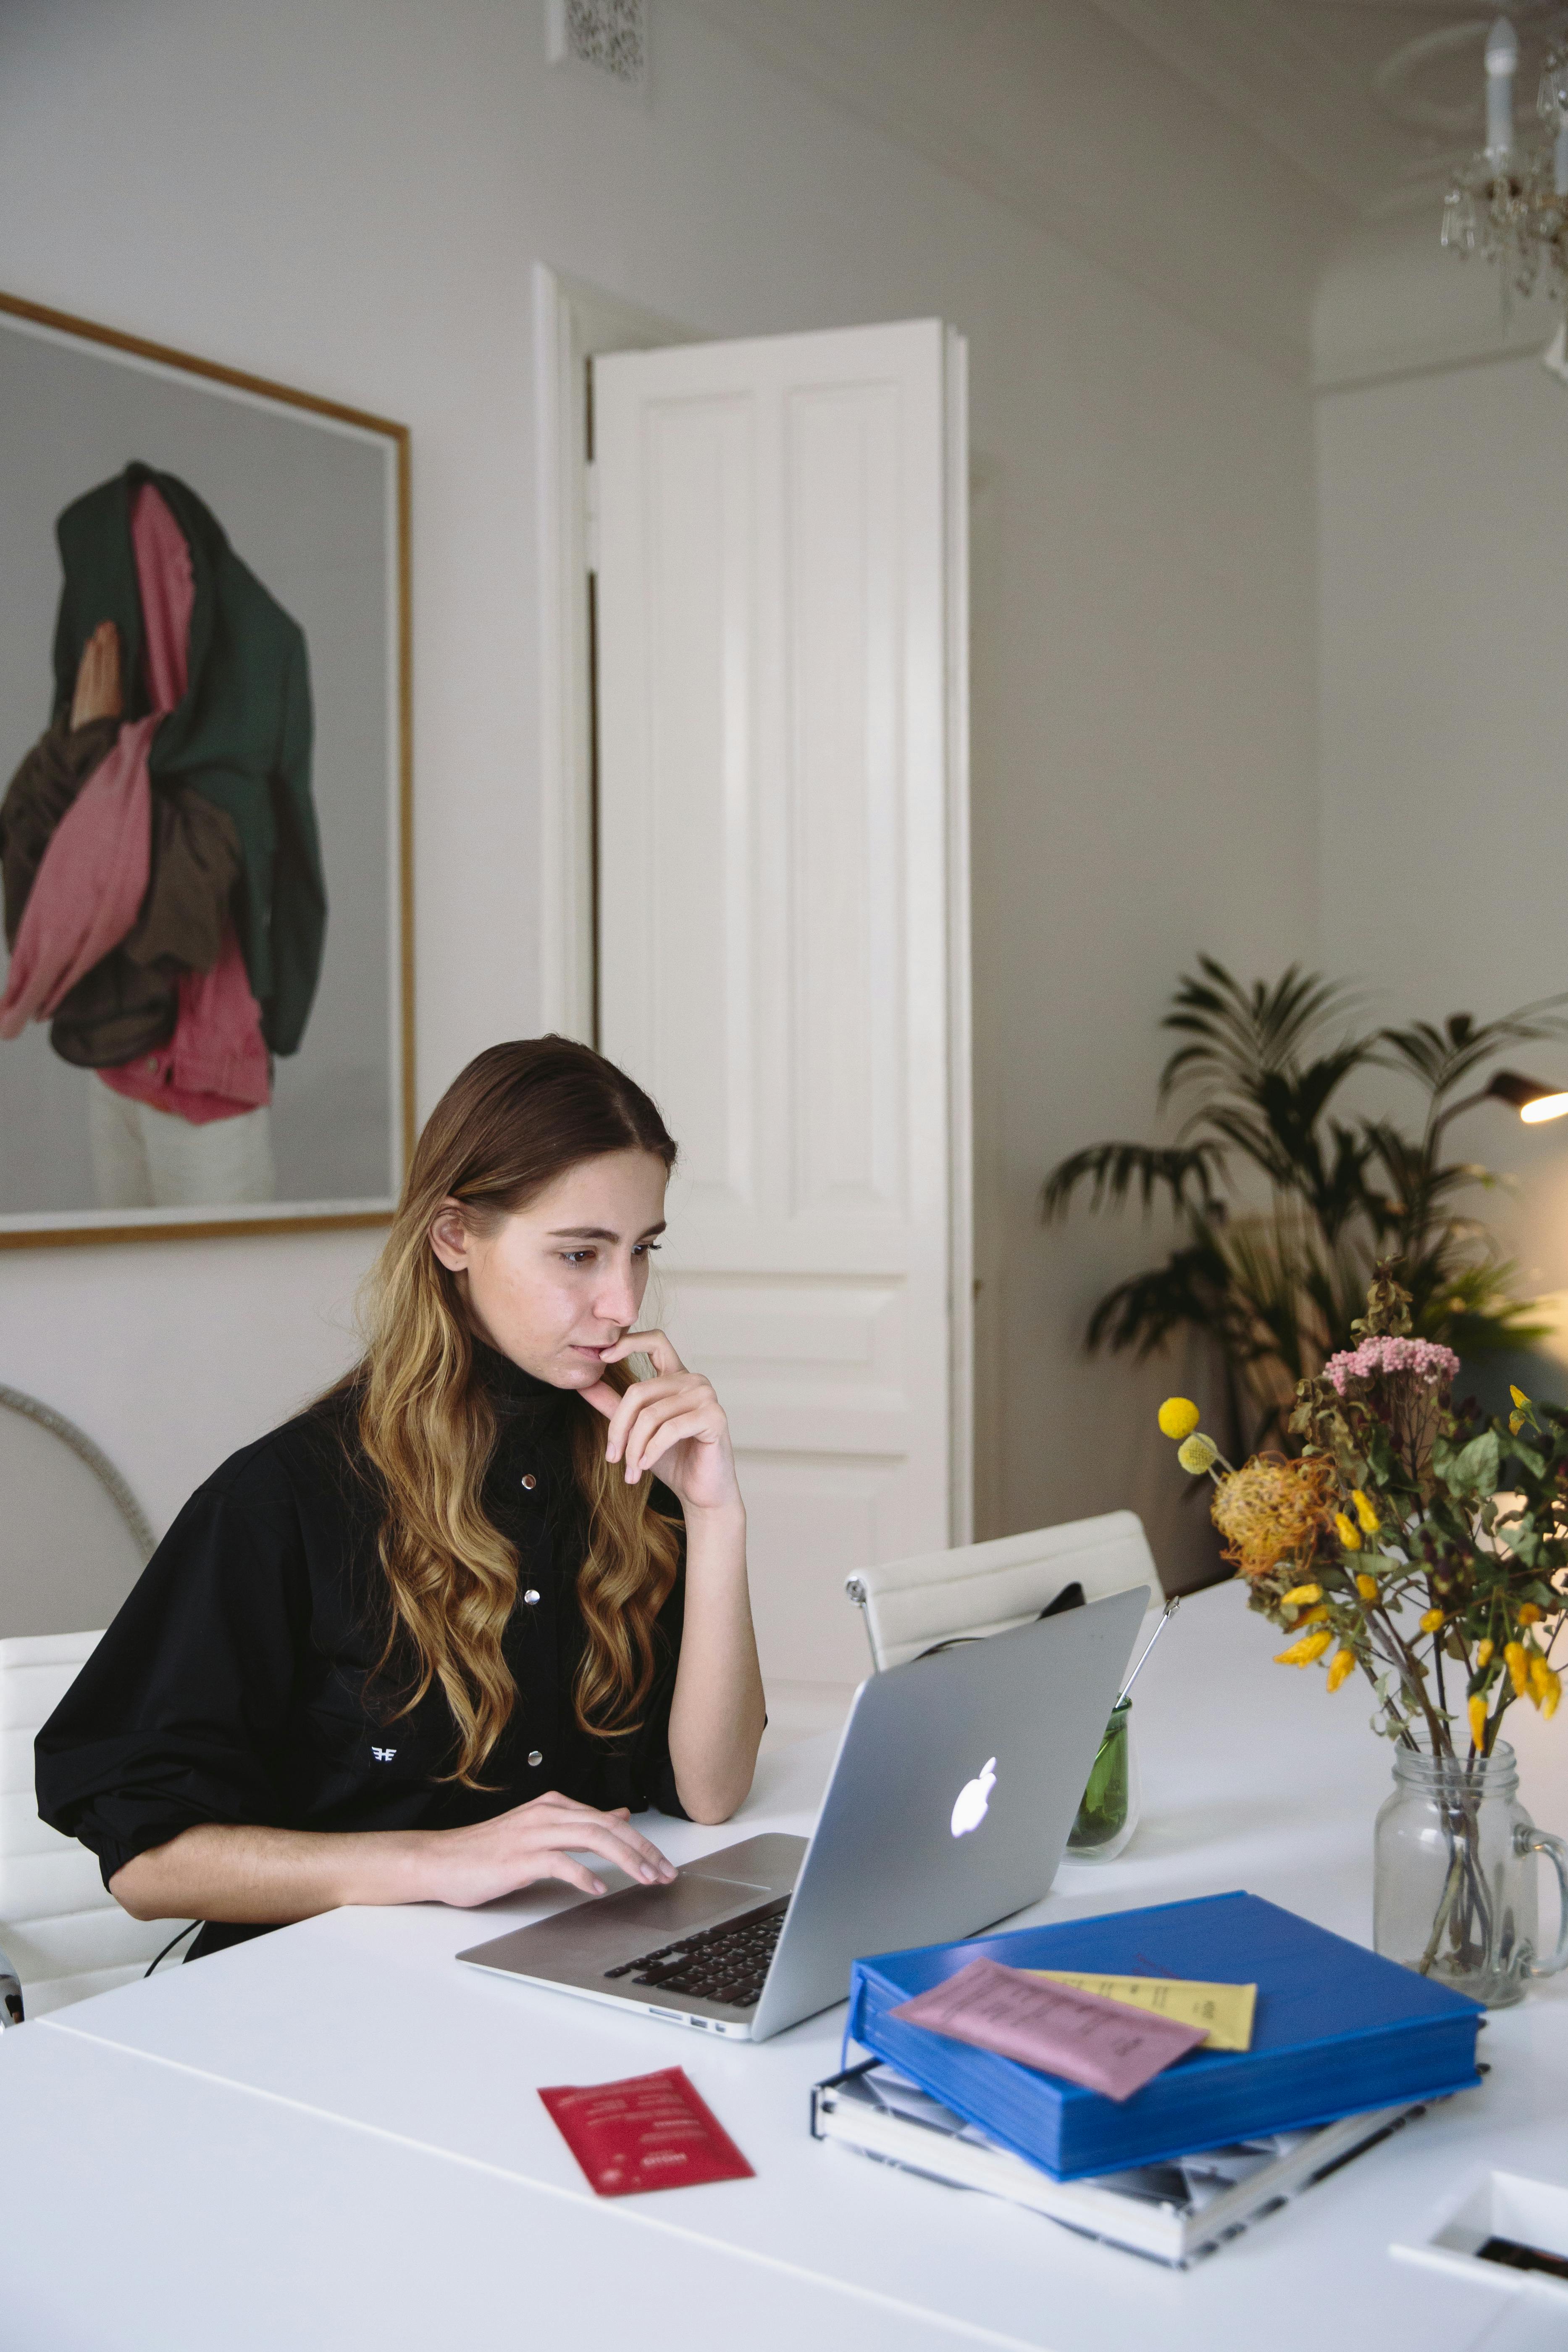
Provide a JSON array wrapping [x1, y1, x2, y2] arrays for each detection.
[[413, 1792, 678, 1906]]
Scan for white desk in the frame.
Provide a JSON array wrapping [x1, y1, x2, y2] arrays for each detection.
[[6, 1582, 1568, 2352]]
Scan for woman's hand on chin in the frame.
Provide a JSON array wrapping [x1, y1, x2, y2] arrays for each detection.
[[419, 1792, 676, 1908], [581, 1330, 743, 1516]]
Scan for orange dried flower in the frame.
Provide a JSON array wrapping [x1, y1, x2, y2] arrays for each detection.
[[1211, 1453, 1336, 1581]]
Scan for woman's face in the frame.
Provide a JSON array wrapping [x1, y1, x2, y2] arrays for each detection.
[[428, 1148, 668, 1389]]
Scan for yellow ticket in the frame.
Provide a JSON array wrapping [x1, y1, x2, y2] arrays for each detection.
[[1026, 1971, 1256, 2052]]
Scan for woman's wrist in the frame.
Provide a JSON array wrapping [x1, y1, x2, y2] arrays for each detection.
[[679, 1493, 746, 1535], [334, 1826, 441, 1908]]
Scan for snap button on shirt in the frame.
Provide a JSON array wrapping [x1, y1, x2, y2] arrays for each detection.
[[520, 1474, 537, 1490], [523, 1588, 541, 1606], [528, 1750, 544, 1769]]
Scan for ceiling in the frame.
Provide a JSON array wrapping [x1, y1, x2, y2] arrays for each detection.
[[1092, 1, 1567, 217], [684, 0, 1560, 374]]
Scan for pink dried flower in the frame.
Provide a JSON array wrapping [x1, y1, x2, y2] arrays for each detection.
[[1323, 1336, 1460, 1396]]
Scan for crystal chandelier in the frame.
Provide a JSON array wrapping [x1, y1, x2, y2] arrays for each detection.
[[1442, 17, 1568, 297]]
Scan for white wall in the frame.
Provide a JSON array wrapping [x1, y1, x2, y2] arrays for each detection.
[[1315, 227, 1568, 1369], [0, 0, 1321, 1606]]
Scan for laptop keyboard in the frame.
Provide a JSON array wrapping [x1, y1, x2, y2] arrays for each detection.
[[603, 1895, 789, 2009]]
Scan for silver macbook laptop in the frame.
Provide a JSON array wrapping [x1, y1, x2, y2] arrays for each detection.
[[458, 1583, 1146, 2042]]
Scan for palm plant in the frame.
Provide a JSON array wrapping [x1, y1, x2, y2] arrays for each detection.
[[1043, 959, 1568, 1450]]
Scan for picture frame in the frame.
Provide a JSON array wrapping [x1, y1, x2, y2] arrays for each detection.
[[0, 291, 412, 1249]]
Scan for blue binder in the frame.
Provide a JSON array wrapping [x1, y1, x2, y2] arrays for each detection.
[[846, 1891, 1483, 2180]]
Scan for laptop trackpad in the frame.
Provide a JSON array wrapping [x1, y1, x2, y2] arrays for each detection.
[[461, 1872, 773, 1971]]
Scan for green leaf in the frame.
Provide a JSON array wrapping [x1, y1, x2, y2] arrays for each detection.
[[1443, 1430, 1501, 1496]]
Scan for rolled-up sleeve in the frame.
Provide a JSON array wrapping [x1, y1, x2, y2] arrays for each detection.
[[34, 1454, 312, 1887]]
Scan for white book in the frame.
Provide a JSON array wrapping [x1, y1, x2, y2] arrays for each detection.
[[811, 2060, 1437, 2269]]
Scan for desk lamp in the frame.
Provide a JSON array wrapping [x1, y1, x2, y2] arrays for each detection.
[[1485, 1070, 1568, 1124]]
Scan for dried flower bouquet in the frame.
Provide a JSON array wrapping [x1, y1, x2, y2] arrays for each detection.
[[1160, 1266, 1564, 1754], [1159, 1266, 1568, 1992]]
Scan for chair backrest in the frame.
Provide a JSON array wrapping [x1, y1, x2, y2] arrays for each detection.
[[845, 1510, 1162, 1672], [0, 1385, 152, 1639], [0, 1632, 189, 2016]]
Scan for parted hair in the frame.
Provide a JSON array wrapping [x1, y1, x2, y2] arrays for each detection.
[[344, 1037, 681, 1787]]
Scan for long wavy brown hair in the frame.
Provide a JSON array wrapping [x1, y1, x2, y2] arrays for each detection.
[[342, 1037, 681, 1787]]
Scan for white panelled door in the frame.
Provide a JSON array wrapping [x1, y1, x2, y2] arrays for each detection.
[[594, 319, 970, 1687]]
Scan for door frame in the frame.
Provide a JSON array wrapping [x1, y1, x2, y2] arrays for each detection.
[[534, 276, 973, 1545], [943, 327, 974, 1545], [532, 264, 695, 1044]]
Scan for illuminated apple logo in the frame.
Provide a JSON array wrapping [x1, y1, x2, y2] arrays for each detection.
[[950, 1757, 997, 1839]]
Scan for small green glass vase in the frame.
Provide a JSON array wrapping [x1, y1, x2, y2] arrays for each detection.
[[1067, 1697, 1139, 1860]]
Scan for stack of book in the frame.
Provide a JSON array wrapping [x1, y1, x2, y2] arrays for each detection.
[[813, 1890, 1484, 2267]]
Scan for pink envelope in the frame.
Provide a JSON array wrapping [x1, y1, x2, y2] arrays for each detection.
[[888, 1956, 1206, 2102]]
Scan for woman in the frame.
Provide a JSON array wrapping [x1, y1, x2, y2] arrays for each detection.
[[36, 1038, 766, 1958]]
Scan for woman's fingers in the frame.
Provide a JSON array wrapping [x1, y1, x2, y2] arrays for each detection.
[[617, 1387, 691, 1477], [604, 1372, 688, 1464], [563, 1824, 675, 1886], [599, 1329, 686, 1379], [547, 1855, 610, 1899], [628, 1409, 708, 1482], [606, 1372, 720, 1467], [578, 1378, 620, 1423], [622, 1393, 709, 1480], [521, 1795, 674, 1881], [620, 1382, 721, 1480]]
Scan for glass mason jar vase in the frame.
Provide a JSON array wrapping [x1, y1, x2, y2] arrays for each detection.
[[1373, 1742, 1568, 2007], [1067, 1697, 1141, 1860]]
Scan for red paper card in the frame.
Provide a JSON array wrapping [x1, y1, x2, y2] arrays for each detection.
[[538, 2066, 755, 2197]]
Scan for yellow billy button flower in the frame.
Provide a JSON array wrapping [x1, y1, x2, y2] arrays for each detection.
[[1476, 1638, 1495, 1668], [1334, 1512, 1363, 1553], [1274, 1627, 1333, 1667], [1325, 1647, 1356, 1693], [1177, 1433, 1218, 1475], [1419, 1607, 1445, 1634], [1158, 1398, 1201, 1442], [1518, 1603, 1544, 1627], [1468, 1694, 1488, 1751], [1355, 1572, 1379, 1602], [1280, 1584, 1323, 1606], [1351, 1489, 1379, 1535], [1505, 1640, 1531, 1698]]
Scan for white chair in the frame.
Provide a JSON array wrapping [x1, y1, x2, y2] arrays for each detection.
[[844, 1510, 1164, 1673], [0, 1392, 189, 2018], [0, 1631, 193, 2018]]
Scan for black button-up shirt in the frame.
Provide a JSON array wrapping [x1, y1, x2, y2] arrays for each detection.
[[35, 1347, 687, 1955]]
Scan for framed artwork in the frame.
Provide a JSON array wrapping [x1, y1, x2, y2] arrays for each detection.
[[0, 292, 412, 1248]]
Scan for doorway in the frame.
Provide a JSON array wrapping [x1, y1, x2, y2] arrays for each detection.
[[536, 275, 972, 1688]]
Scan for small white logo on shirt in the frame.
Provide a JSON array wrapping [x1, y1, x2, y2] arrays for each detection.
[[370, 1746, 398, 1763]]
